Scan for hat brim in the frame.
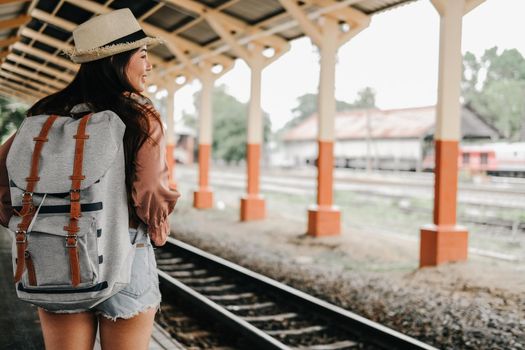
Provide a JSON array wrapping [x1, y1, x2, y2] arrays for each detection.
[[65, 36, 163, 64]]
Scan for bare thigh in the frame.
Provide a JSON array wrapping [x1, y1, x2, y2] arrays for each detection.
[[98, 308, 156, 350], [38, 308, 97, 350]]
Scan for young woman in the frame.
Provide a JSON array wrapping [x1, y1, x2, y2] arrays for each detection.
[[0, 8, 180, 350]]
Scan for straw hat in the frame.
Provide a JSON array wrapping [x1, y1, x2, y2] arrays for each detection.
[[66, 8, 162, 63]]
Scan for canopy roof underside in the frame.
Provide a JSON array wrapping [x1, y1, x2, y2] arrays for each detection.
[[0, 0, 414, 103]]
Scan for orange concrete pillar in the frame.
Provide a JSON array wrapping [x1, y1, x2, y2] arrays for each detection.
[[194, 144, 213, 208], [204, 16, 290, 222], [241, 143, 265, 220], [240, 56, 265, 221], [308, 140, 341, 236], [306, 17, 341, 237], [419, 0, 483, 267], [279, 0, 370, 236], [421, 139, 468, 266], [193, 65, 214, 209]]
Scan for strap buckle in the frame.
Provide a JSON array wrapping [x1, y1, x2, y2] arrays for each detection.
[[70, 189, 81, 202], [65, 235, 78, 248], [21, 191, 33, 203], [15, 231, 27, 244]]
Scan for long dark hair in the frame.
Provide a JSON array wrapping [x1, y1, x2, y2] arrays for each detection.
[[27, 48, 161, 225]]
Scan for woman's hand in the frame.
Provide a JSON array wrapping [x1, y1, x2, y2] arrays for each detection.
[[150, 230, 168, 246]]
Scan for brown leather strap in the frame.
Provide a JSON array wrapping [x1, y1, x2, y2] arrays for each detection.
[[25, 252, 37, 286], [65, 114, 91, 286], [14, 115, 58, 283], [26, 115, 58, 193]]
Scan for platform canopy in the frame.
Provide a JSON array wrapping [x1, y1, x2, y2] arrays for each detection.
[[0, 0, 414, 103]]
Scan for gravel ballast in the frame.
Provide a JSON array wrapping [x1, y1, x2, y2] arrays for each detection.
[[167, 199, 524, 350]]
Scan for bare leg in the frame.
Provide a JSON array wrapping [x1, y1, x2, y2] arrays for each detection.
[[38, 308, 97, 350], [99, 308, 156, 350]]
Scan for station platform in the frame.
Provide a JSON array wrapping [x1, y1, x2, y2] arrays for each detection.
[[0, 228, 185, 350], [167, 172, 525, 350]]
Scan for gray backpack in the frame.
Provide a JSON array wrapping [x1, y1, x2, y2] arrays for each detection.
[[6, 110, 135, 311]]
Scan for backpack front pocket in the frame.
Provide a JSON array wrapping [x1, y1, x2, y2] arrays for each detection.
[[11, 215, 100, 288]]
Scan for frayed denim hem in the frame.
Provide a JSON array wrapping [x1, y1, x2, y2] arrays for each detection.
[[96, 303, 160, 322], [41, 307, 90, 314]]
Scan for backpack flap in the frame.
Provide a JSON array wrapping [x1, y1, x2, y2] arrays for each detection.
[[6, 110, 125, 194]]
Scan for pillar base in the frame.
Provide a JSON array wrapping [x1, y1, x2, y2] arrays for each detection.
[[240, 195, 266, 221], [193, 189, 213, 209], [307, 205, 341, 237], [420, 224, 468, 267]]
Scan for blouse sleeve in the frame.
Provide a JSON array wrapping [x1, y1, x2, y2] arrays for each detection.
[[0, 134, 15, 228], [131, 113, 180, 238]]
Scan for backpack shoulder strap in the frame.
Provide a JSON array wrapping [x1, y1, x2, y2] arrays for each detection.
[[64, 113, 92, 286], [14, 115, 58, 283]]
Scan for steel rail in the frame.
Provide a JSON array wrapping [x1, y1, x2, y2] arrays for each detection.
[[158, 269, 289, 349], [158, 237, 438, 350]]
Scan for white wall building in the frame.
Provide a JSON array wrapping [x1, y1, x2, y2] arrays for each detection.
[[278, 106, 501, 171]]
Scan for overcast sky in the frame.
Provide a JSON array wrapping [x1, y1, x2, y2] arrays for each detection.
[[166, 0, 525, 132]]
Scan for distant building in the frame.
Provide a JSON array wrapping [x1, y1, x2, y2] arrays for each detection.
[[278, 105, 502, 171], [174, 125, 196, 165]]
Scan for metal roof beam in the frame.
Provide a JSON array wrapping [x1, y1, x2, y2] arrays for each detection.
[[203, 14, 251, 62], [20, 27, 70, 52], [0, 77, 45, 98], [431, 0, 486, 17], [311, 0, 369, 24], [279, 0, 370, 47], [0, 14, 30, 31], [167, 0, 288, 49], [278, 0, 323, 46], [0, 36, 19, 49], [6, 53, 73, 83], [465, 0, 485, 14], [12, 42, 78, 71], [0, 68, 55, 95], [0, 0, 31, 5], [2, 62, 66, 90], [0, 86, 34, 104], [31, 8, 76, 32]]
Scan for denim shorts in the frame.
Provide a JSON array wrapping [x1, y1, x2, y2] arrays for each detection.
[[42, 227, 162, 320], [93, 227, 162, 321]]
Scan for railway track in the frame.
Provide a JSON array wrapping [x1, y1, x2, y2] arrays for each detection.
[[177, 167, 525, 210], [177, 167, 525, 235], [155, 238, 437, 350]]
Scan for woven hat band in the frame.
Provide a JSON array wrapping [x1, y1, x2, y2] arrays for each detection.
[[104, 29, 147, 47]]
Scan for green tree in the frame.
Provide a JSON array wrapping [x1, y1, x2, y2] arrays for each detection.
[[351, 86, 376, 109], [185, 85, 271, 164], [0, 96, 27, 142], [279, 87, 377, 133], [462, 47, 525, 139]]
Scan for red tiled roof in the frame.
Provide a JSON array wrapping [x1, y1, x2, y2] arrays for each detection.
[[282, 106, 436, 141]]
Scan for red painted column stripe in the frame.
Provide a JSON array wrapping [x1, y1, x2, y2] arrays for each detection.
[[198, 144, 210, 188], [433, 140, 458, 226], [317, 140, 333, 207], [247, 143, 260, 195]]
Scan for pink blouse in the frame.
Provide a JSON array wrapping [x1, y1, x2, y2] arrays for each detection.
[[0, 108, 180, 239]]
